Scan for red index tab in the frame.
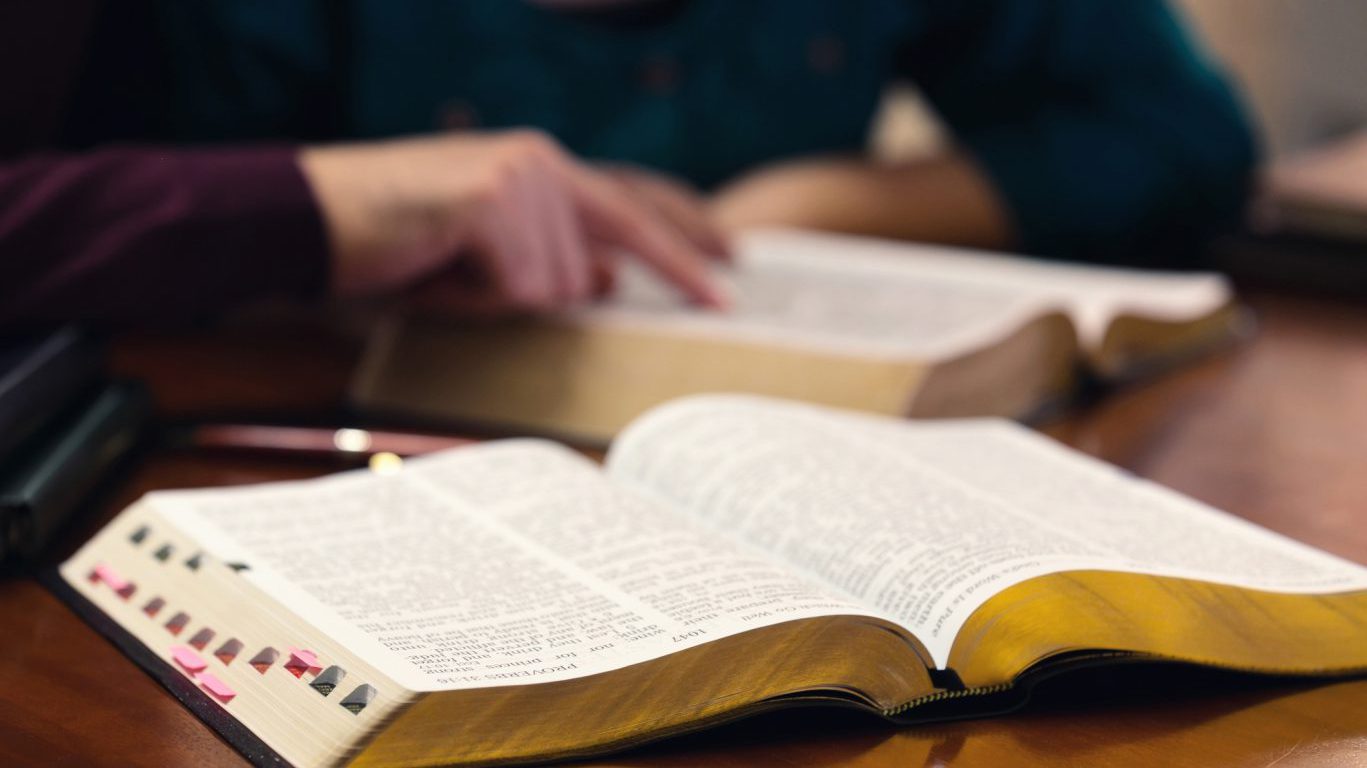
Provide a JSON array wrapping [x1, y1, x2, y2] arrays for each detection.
[[199, 673, 236, 703], [285, 648, 322, 678], [170, 645, 207, 674]]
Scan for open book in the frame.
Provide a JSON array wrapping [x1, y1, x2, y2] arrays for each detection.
[[352, 229, 1244, 443], [58, 395, 1367, 767]]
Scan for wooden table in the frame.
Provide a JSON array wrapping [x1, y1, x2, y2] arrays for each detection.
[[2, 289, 1366, 767]]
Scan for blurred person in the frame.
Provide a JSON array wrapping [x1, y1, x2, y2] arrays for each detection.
[[0, 0, 1255, 329]]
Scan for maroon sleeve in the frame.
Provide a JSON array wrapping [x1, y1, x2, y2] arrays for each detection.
[[0, 145, 330, 328]]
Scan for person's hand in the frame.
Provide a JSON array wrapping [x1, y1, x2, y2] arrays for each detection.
[[299, 130, 729, 313], [596, 165, 731, 263], [710, 153, 1013, 251]]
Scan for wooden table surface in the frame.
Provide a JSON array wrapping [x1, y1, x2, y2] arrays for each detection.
[[2, 289, 1366, 767]]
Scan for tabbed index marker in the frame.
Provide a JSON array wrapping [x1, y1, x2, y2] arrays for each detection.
[[90, 564, 135, 599], [248, 647, 279, 673], [170, 645, 208, 674], [164, 612, 190, 636], [91, 563, 126, 590], [285, 648, 322, 678], [310, 666, 346, 696], [214, 638, 244, 665], [188, 627, 215, 650], [340, 684, 377, 714], [199, 673, 236, 703]]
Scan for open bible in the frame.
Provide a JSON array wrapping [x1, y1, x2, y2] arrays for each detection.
[[58, 396, 1367, 767], [352, 229, 1245, 443]]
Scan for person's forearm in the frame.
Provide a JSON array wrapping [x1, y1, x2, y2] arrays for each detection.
[[0, 147, 328, 328], [710, 151, 1016, 250]]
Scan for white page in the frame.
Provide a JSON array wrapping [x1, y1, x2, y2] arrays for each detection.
[[581, 229, 1231, 354], [741, 230, 1234, 348], [150, 441, 879, 692], [606, 395, 1367, 668], [571, 232, 1058, 362]]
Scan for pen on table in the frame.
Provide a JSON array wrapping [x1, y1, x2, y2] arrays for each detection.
[[176, 424, 474, 464]]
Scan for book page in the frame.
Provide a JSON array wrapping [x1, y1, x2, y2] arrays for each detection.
[[606, 396, 1367, 668], [573, 232, 1058, 362], [149, 441, 879, 692], [590, 229, 1230, 353]]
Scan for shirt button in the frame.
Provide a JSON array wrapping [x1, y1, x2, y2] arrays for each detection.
[[808, 35, 845, 75], [639, 54, 680, 94], [439, 100, 481, 130]]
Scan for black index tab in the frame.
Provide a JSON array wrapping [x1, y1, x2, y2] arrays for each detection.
[[339, 684, 377, 714], [310, 666, 346, 696]]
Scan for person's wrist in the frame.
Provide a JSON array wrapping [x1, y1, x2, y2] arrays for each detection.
[[298, 145, 389, 297]]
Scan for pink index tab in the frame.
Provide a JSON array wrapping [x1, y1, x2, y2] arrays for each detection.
[[92, 563, 128, 591], [199, 673, 236, 703], [285, 648, 322, 678], [170, 645, 207, 674]]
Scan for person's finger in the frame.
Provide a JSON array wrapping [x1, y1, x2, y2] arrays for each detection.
[[479, 174, 558, 309], [514, 167, 571, 309], [588, 240, 618, 298], [605, 167, 732, 261], [530, 169, 594, 303], [552, 159, 728, 309]]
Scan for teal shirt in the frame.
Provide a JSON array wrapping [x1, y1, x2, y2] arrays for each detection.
[[154, 0, 1256, 265]]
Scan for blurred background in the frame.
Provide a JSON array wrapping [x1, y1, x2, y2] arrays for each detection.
[[874, 0, 1367, 161], [1179, 0, 1367, 158], [859, 0, 1366, 295]]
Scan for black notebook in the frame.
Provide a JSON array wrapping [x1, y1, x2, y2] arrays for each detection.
[[0, 326, 103, 467]]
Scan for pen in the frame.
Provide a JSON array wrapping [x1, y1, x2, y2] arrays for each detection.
[[182, 424, 473, 462]]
